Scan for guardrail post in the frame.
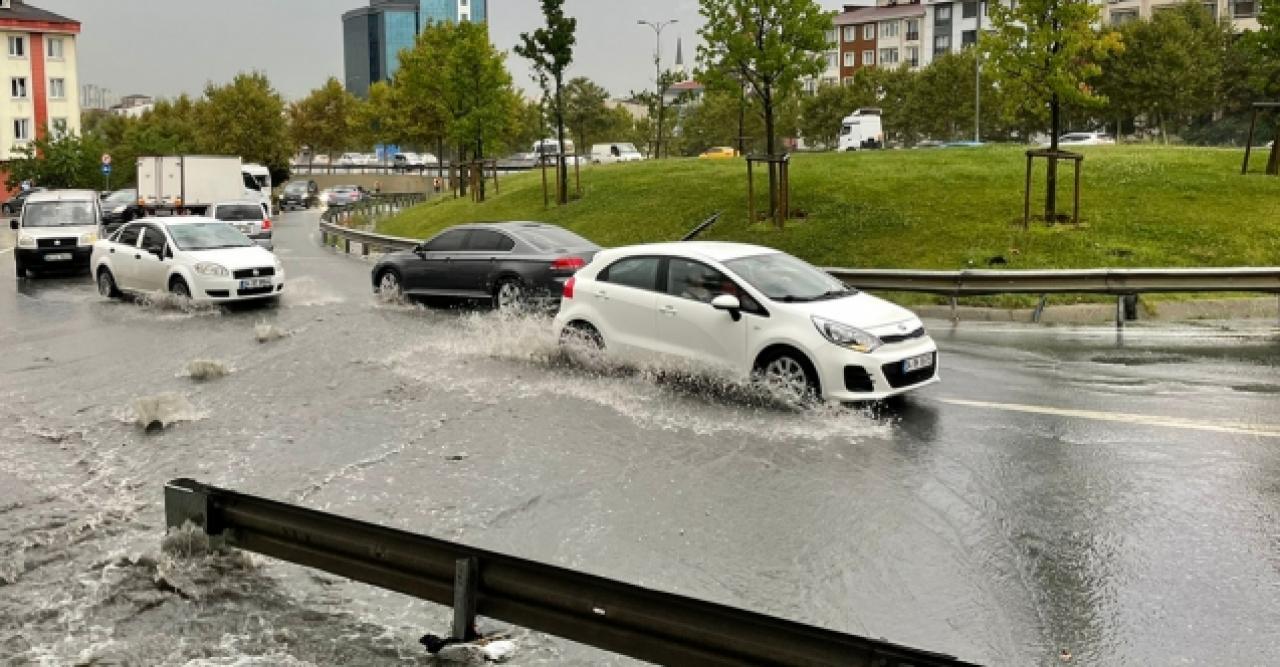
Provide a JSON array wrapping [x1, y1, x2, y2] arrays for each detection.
[[1032, 295, 1048, 323], [1116, 296, 1125, 329], [949, 297, 959, 323], [344, 238, 351, 254], [453, 557, 479, 642]]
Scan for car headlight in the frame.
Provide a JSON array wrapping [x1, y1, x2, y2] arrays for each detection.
[[194, 262, 229, 277], [112, 205, 127, 214], [17, 234, 35, 248], [78, 233, 97, 246], [813, 316, 882, 353]]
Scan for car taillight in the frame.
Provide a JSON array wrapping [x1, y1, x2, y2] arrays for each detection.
[[262, 218, 272, 231], [551, 257, 586, 272], [563, 276, 575, 299]]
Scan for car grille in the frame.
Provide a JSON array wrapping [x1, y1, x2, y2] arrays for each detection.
[[880, 326, 925, 345], [844, 366, 874, 393], [233, 267, 276, 279], [237, 286, 275, 296], [881, 353, 938, 389], [37, 237, 78, 248], [205, 290, 230, 298]]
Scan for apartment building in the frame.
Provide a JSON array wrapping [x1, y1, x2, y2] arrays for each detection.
[[1104, 0, 1260, 30], [0, 1, 81, 161], [835, 3, 928, 81]]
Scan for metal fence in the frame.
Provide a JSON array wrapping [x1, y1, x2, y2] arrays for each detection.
[[292, 162, 536, 176], [164, 478, 976, 667]]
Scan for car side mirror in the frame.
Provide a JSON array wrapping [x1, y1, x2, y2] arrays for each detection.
[[9, 219, 16, 230], [163, 245, 173, 260], [414, 243, 428, 255], [711, 294, 743, 321]]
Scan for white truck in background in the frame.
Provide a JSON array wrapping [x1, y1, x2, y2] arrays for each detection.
[[838, 108, 885, 151], [136, 156, 267, 216]]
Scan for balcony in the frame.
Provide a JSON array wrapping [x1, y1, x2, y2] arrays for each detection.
[[905, 31, 920, 41]]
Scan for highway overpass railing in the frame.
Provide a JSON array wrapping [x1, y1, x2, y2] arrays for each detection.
[[163, 478, 976, 667]]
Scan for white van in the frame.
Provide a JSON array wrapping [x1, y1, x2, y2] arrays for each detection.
[[838, 108, 885, 151], [11, 189, 102, 278], [591, 143, 644, 164], [241, 163, 275, 214]]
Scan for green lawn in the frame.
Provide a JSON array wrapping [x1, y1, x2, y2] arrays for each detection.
[[379, 146, 1280, 304]]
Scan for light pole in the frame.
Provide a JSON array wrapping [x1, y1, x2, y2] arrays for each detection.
[[975, 2, 982, 143], [638, 18, 678, 158]]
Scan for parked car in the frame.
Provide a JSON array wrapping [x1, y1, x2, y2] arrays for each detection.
[[210, 200, 273, 250], [11, 190, 102, 278], [3, 187, 47, 217], [280, 180, 319, 210], [552, 242, 940, 403], [322, 186, 363, 207], [393, 152, 439, 171], [591, 143, 644, 164], [92, 218, 284, 304], [1052, 132, 1115, 147], [100, 188, 142, 233], [699, 146, 739, 160], [371, 222, 600, 311]]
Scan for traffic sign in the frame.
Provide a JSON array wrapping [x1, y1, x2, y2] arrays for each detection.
[[101, 153, 112, 166], [101, 163, 112, 175]]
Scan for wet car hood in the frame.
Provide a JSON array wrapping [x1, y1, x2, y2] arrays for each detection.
[[182, 246, 278, 270], [783, 291, 922, 333]]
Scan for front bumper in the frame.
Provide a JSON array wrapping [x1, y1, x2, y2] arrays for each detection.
[[249, 233, 274, 250], [193, 273, 285, 303], [812, 336, 940, 402], [16, 246, 93, 269]]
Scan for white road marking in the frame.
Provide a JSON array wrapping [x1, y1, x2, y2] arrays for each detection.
[[940, 398, 1280, 438]]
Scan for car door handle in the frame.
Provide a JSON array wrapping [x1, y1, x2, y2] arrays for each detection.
[[593, 290, 609, 301], [660, 305, 678, 316], [109, 248, 115, 254], [134, 254, 141, 259]]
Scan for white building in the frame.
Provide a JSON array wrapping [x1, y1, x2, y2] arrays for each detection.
[[0, 0, 81, 161]]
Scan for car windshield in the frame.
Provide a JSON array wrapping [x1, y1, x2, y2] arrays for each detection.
[[513, 226, 597, 252], [105, 190, 136, 204], [215, 205, 264, 222], [284, 183, 308, 192], [617, 143, 638, 153], [22, 201, 96, 227], [166, 222, 255, 251], [724, 252, 853, 302]]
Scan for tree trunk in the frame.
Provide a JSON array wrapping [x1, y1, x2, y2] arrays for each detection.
[[457, 144, 468, 198], [476, 137, 485, 201], [1267, 122, 1280, 176], [555, 82, 568, 205], [737, 85, 747, 156], [1046, 93, 1060, 221], [437, 137, 445, 182], [764, 86, 777, 218], [656, 96, 666, 160]]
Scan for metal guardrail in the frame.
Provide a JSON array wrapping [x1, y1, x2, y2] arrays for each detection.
[[291, 163, 536, 176], [824, 267, 1280, 296], [164, 478, 976, 666]]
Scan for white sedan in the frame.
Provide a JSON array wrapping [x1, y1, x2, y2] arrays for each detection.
[[91, 218, 285, 304], [553, 242, 939, 403], [1053, 132, 1116, 146]]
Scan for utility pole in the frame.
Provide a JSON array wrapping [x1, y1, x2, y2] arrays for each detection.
[[975, 1, 982, 143], [638, 18, 677, 158]]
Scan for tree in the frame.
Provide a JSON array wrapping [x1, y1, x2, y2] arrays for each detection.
[[353, 80, 398, 156], [288, 77, 358, 168], [698, 0, 830, 215], [799, 75, 878, 149], [392, 30, 452, 178], [683, 89, 765, 154], [984, 0, 1121, 218], [6, 132, 110, 190], [195, 73, 293, 180], [516, 0, 577, 204], [563, 77, 612, 156]]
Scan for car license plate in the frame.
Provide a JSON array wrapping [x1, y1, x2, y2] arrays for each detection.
[[902, 353, 933, 373], [239, 277, 272, 289], [44, 253, 72, 262]]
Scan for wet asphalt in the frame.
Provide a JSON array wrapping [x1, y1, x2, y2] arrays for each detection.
[[1, 210, 1278, 665]]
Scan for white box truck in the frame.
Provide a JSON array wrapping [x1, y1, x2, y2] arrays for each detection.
[[838, 108, 885, 151], [136, 156, 258, 216]]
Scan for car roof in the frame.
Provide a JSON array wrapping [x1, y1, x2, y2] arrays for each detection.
[[26, 189, 99, 203], [213, 200, 266, 206], [603, 241, 779, 263], [129, 216, 222, 226]]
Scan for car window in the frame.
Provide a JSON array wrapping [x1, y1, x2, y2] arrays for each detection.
[[666, 258, 762, 312], [600, 256, 660, 291], [140, 225, 167, 254], [115, 224, 142, 247], [424, 229, 470, 252], [514, 226, 597, 252], [465, 229, 515, 252], [214, 205, 264, 222]]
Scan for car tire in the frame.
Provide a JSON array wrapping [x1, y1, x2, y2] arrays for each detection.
[[492, 277, 527, 313], [376, 268, 404, 301], [170, 276, 192, 300], [560, 321, 605, 350], [97, 267, 121, 298], [754, 348, 821, 405], [15, 259, 25, 278]]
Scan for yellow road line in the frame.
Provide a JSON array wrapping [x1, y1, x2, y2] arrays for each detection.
[[940, 398, 1280, 438]]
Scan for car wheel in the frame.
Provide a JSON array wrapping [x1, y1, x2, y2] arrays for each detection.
[[755, 349, 821, 405], [170, 277, 192, 300], [560, 321, 605, 350], [14, 259, 25, 279], [97, 268, 121, 298], [376, 269, 404, 301], [492, 278, 526, 313]]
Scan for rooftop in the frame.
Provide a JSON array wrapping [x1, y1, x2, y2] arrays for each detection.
[[835, 3, 926, 24], [0, 0, 80, 30]]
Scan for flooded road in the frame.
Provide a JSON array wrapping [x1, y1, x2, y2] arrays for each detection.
[[1, 210, 1279, 665]]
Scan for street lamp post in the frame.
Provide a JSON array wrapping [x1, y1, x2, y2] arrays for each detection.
[[975, 1, 982, 143], [638, 18, 678, 158]]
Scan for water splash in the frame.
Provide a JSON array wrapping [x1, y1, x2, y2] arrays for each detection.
[[185, 359, 232, 382], [254, 323, 291, 344], [125, 393, 206, 433]]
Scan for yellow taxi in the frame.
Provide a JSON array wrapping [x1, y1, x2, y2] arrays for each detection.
[[698, 146, 739, 160]]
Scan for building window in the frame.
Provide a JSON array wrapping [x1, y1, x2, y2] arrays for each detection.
[[827, 52, 839, 69], [825, 29, 837, 45], [460, 12, 469, 21], [1202, 1, 1217, 18], [8, 35, 24, 57], [936, 5, 952, 22], [906, 19, 921, 41], [46, 37, 64, 59], [879, 48, 899, 65], [963, 1, 978, 18], [51, 117, 67, 136], [1110, 9, 1138, 23], [843, 26, 856, 42], [880, 21, 899, 38], [962, 30, 977, 47], [934, 34, 951, 55], [843, 76, 854, 86], [863, 24, 875, 40], [843, 51, 856, 67], [49, 77, 65, 99], [862, 49, 875, 66], [14, 118, 30, 142], [11, 77, 26, 99], [905, 46, 920, 67], [1233, 0, 1257, 16]]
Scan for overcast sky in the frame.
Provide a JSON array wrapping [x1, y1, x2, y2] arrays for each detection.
[[39, 0, 853, 103]]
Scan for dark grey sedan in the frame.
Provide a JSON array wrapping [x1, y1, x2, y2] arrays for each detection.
[[371, 222, 600, 310]]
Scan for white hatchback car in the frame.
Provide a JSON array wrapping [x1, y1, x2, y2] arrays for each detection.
[[553, 242, 939, 403], [91, 218, 284, 304]]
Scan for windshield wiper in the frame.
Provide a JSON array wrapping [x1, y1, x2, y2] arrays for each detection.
[[814, 288, 857, 301]]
